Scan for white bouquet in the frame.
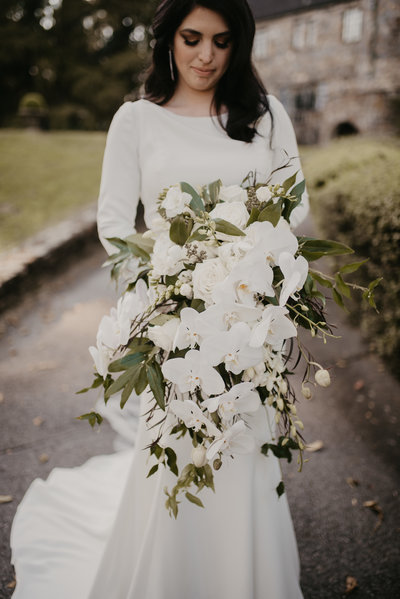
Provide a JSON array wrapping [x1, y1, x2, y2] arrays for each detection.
[[80, 174, 380, 517]]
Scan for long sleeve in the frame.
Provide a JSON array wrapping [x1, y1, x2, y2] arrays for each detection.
[[267, 95, 309, 229], [97, 102, 141, 255]]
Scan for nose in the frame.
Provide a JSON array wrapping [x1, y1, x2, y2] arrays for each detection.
[[198, 40, 214, 64]]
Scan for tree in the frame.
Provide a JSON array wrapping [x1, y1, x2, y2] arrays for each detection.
[[0, 0, 158, 128]]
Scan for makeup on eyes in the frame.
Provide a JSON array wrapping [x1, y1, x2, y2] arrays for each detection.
[[179, 29, 231, 49]]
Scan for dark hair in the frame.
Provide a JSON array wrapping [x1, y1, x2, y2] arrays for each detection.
[[144, 0, 270, 142]]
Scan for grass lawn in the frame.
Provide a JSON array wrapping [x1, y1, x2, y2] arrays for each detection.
[[0, 129, 106, 251]]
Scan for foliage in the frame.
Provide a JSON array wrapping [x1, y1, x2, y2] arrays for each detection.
[[0, 0, 158, 128], [302, 137, 400, 375]]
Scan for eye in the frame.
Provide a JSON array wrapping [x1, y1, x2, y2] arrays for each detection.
[[183, 38, 199, 46], [214, 36, 231, 49]]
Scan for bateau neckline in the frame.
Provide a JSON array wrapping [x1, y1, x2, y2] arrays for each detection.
[[141, 98, 227, 120]]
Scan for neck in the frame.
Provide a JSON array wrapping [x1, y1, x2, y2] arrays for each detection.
[[165, 84, 217, 116]]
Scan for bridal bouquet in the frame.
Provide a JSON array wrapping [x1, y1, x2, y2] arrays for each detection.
[[80, 174, 379, 517]]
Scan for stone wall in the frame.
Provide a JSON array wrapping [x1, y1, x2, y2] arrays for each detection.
[[254, 0, 400, 143]]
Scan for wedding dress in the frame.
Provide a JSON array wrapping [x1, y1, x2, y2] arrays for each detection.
[[10, 96, 308, 599]]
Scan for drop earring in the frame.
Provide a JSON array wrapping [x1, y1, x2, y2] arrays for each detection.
[[169, 48, 175, 82]]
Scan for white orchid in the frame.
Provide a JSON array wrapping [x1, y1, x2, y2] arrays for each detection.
[[244, 220, 298, 267], [249, 305, 297, 350], [169, 399, 219, 437], [278, 252, 309, 307], [202, 382, 260, 423], [206, 420, 255, 460], [201, 302, 262, 331], [161, 349, 225, 395], [173, 307, 215, 350], [147, 317, 180, 352], [213, 251, 274, 306], [200, 322, 263, 375]]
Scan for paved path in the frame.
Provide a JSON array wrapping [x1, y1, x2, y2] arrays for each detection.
[[0, 242, 399, 598]]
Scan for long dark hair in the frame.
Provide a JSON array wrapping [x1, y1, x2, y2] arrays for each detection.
[[144, 0, 270, 143]]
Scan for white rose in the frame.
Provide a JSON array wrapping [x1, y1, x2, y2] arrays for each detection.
[[152, 234, 185, 277], [191, 445, 207, 467], [219, 185, 248, 203], [209, 201, 249, 231], [180, 283, 193, 299], [192, 258, 228, 305], [161, 185, 192, 218], [147, 318, 180, 352], [256, 186, 273, 202], [315, 369, 331, 387]]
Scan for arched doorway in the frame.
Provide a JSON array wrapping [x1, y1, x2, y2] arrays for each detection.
[[333, 121, 359, 137]]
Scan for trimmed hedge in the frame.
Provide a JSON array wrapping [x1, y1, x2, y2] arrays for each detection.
[[301, 137, 400, 375]]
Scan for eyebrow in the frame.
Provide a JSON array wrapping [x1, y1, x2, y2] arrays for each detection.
[[180, 28, 231, 37]]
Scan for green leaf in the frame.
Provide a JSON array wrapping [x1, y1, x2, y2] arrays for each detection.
[[120, 367, 141, 408], [300, 238, 354, 262], [180, 182, 205, 213], [246, 206, 260, 226], [150, 314, 176, 326], [368, 277, 383, 292], [77, 412, 103, 428], [146, 361, 166, 410], [213, 218, 245, 236], [76, 375, 104, 394], [124, 240, 150, 261], [291, 179, 306, 199], [147, 464, 159, 478], [309, 270, 333, 288], [125, 233, 154, 255], [339, 258, 369, 274], [134, 364, 148, 395], [186, 228, 209, 243], [208, 179, 222, 204], [276, 481, 285, 498], [332, 288, 346, 310], [165, 447, 179, 476], [258, 200, 282, 226], [105, 366, 140, 400], [169, 215, 194, 246], [185, 491, 204, 508], [105, 237, 128, 251], [335, 273, 351, 299], [108, 352, 147, 372], [282, 171, 298, 193]]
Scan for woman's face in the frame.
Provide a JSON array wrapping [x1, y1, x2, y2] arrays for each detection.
[[172, 6, 232, 96]]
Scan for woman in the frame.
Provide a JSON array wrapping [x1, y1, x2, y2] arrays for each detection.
[[11, 1, 308, 597]]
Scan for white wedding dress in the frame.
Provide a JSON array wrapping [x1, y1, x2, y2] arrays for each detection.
[[10, 96, 308, 599]]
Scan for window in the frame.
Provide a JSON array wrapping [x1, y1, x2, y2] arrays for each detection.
[[342, 8, 363, 43], [253, 29, 269, 59], [292, 21, 318, 49]]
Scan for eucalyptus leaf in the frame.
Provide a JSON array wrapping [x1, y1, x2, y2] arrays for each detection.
[[276, 481, 285, 497], [169, 214, 194, 246], [309, 270, 333, 288], [208, 179, 222, 204], [77, 412, 103, 428], [120, 366, 142, 408], [291, 179, 306, 199], [185, 491, 204, 508], [339, 258, 369, 274], [105, 237, 128, 251], [147, 464, 159, 478], [180, 182, 205, 213], [150, 314, 176, 326], [134, 364, 149, 395], [125, 233, 154, 255], [246, 206, 260, 226], [165, 447, 179, 476], [335, 273, 351, 298], [105, 366, 141, 400], [213, 218, 245, 236], [300, 238, 354, 261], [258, 200, 282, 226], [282, 171, 298, 193], [332, 288, 346, 310], [124, 240, 150, 261]]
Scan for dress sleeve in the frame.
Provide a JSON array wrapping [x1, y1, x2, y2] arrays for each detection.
[[267, 95, 309, 229], [97, 102, 141, 255]]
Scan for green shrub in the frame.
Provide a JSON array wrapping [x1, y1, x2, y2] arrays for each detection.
[[301, 137, 400, 375]]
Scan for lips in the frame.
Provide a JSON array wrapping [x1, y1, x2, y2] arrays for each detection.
[[192, 66, 215, 76]]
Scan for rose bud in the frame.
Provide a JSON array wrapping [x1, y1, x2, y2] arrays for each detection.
[[315, 369, 331, 387]]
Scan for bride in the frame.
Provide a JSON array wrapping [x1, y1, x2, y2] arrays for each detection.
[[10, 1, 309, 597]]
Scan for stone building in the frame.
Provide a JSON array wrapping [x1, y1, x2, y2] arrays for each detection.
[[248, 0, 400, 143]]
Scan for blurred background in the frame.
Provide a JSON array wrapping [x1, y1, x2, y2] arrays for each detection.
[[0, 1, 399, 598]]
